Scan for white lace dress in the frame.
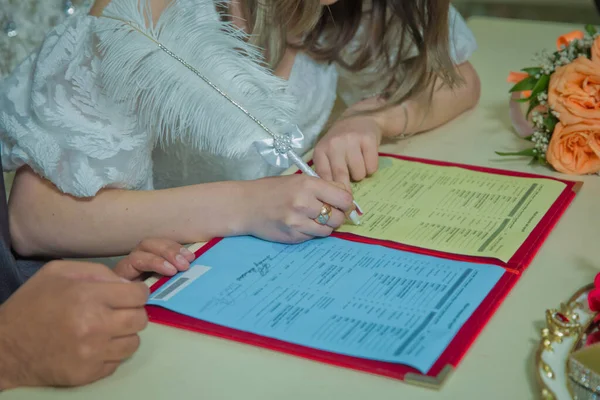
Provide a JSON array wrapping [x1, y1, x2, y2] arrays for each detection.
[[0, 2, 477, 198]]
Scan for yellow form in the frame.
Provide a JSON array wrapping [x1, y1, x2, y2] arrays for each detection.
[[338, 157, 567, 263]]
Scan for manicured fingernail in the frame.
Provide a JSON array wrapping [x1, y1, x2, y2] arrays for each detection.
[[175, 255, 189, 267], [164, 261, 178, 274], [120, 278, 131, 283], [353, 201, 363, 215], [180, 247, 194, 258], [348, 210, 361, 225]]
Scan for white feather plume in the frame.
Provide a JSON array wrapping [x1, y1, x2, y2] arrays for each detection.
[[94, 0, 298, 158]]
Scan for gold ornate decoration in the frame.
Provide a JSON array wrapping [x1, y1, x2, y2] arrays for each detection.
[[535, 284, 594, 400], [542, 306, 583, 352]]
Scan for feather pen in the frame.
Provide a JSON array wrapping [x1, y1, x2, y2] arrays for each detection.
[[94, 0, 362, 223]]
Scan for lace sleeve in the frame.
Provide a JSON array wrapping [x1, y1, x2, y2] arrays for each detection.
[[336, 4, 478, 107], [0, 16, 154, 198]]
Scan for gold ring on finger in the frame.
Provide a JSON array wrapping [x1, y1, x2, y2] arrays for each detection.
[[315, 203, 332, 225]]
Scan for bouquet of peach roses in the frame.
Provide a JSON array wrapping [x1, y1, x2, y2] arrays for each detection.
[[499, 25, 600, 175]]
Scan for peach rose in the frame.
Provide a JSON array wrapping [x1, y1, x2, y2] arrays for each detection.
[[548, 56, 600, 126], [592, 35, 600, 64], [546, 122, 600, 174]]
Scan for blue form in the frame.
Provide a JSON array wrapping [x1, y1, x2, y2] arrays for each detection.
[[148, 236, 504, 373]]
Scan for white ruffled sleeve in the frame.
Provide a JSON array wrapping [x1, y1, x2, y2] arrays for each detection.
[[0, 16, 154, 198], [337, 4, 478, 106], [446, 5, 478, 65]]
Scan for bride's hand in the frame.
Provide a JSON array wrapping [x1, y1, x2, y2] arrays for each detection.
[[239, 175, 354, 243]]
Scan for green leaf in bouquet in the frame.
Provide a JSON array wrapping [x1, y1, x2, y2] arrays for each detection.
[[495, 148, 537, 157], [509, 76, 537, 93], [526, 96, 541, 117], [521, 67, 542, 76], [585, 24, 598, 36], [530, 74, 550, 99], [543, 114, 559, 133], [513, 96, 532, 103], [529, 157, 547, 166]]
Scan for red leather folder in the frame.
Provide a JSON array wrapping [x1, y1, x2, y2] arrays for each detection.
[[146, 154, 580, 389]]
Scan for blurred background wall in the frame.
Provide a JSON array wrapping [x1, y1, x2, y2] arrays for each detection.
[[454, 0, 599, 24]]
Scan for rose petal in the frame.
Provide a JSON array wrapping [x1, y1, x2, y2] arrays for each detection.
[[587, 329, 600, 346], [595, 272, 600, 289], [589, 288, 600, 312], [593, 36, 600, 64], [547, 123, 600, 174], [548, 58, 600, 127]]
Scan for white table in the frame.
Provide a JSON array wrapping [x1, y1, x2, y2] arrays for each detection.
[[5, 17, 599, 400]]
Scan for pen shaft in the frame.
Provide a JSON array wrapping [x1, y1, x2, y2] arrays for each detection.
[[287, 150, 362, 225]]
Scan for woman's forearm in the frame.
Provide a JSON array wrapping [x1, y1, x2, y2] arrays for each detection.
[[8, 167, 247, 258], [348, 62, 481, 138], [400, 62, 481, 136]]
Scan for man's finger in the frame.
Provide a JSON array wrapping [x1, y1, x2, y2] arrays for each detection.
[[104, 335, 142, 362], [46, 261, 122, 283], [109, 309, 149, 337], [137, 239, 192, 270], [93, 361, 121, 382], [102, 282, 149, 309], [116, 251, 180, 280]]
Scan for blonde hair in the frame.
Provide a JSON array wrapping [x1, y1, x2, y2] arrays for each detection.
[[238, 0, 322, 66], [234, 0, 459, 108]]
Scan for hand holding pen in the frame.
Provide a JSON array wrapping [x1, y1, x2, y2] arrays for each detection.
[[240, 174, 360, 244], [286, 150, 363, 225]]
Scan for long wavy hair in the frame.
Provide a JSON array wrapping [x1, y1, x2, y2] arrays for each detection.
[[235, 0, 459, 108]]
